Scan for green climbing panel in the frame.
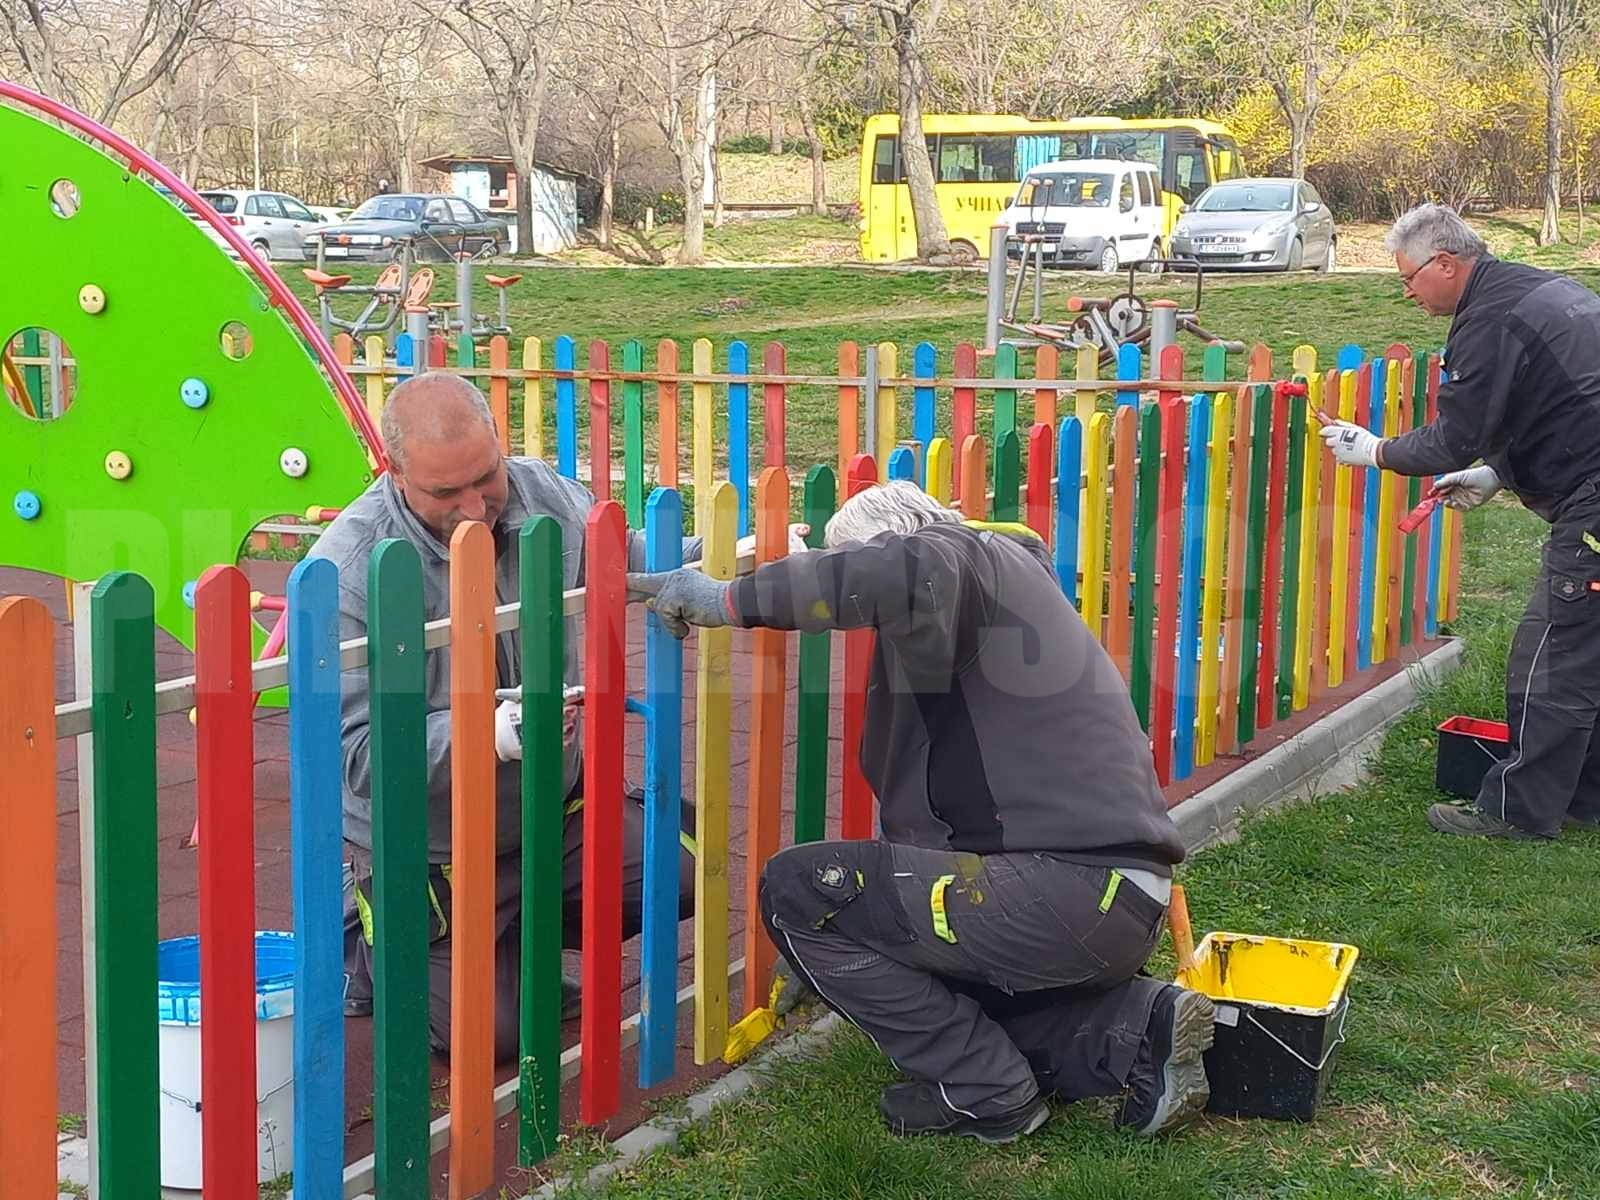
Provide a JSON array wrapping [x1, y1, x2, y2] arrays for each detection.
[[0, 100, 375, 649]]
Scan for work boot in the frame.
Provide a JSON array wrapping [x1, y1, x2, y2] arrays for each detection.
[[1115, 985, 1214, 1136], [878, 1082, 1049, 1144], [1426, 802, 1545, 840]]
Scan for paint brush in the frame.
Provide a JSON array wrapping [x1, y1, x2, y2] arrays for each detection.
[[1398, 486, 1445, 534], [1169, 883, 1197, 988]]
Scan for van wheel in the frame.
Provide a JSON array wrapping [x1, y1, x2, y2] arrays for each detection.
[[1143, 241, 1165, 275], [1098, 245, 1119, 274]]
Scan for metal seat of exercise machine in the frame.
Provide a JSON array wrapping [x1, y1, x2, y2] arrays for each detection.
[[485, 273, 523, 288], [303, 268, 353, 291], [401, 267, 436, 313]]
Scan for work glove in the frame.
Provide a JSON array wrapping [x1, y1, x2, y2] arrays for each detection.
[[735, 522, 813, 560], [1434, 465, 1501, 511], [626, 568, 733, 639], [770, 954, 819, 1019], [1318, 418, 1384, 468], [494, 698, 522, 763]]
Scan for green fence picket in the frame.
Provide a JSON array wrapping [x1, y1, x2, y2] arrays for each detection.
[[795, 465, 836, 844], [993, 428, 1020, 523], [368, 539, 432, 1200], [91, 572, 159, 1200], [624, 340, 645, 527], [518, 516, 565, 1164], [1238, 385, 1272, 746]]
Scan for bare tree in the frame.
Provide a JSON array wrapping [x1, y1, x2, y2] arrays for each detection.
[[813, 0, 950, 258], [2, 0, 219, 127], [1183, 0, 1388, 179], [441, 0, 572, 255]]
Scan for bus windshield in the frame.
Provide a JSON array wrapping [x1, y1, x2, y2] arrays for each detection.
[[1016, 172, 1114, 208], [1195, 183, 1295, 212]]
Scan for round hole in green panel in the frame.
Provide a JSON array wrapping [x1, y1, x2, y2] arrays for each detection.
[[50, 179, 81, 219], [237, 513, 318, 634], [220, 321, 254, 361], [4, 327, 78, 420]]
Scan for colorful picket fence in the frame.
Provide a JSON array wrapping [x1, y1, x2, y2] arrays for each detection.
[[1, 334, 1462, 1198]]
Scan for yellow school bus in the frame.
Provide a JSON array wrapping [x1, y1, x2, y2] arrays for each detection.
[[858, 113, 1245, 262]]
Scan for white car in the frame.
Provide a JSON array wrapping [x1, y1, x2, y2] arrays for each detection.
[[1001, 158, 1166, 273], [191, 189, 322, 261]]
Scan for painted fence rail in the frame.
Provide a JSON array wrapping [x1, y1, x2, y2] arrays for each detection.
[[1, 336, 1461, 1198]]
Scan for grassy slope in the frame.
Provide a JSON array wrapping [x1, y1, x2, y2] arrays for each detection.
[[548, 499, 1600, 1200]]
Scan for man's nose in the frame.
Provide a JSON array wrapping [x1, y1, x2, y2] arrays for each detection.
[[457, 489, 487, 520]]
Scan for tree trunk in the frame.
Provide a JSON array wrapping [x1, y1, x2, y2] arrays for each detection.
[[599, 123, 618, 249], [511, 136, 536, 257], [894, 14, 949, 259], [395, 101, 417, 192], [798, 93, 827, 216], [712, 138, 724, 229], [677, 58, 715, 265], [1541, 63, 1563, 246]]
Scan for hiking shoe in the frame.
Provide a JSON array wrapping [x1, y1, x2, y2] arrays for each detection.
[[1115, 985, 1214, 1135], [1427, 803, 1544, 840], [879, 1081, 1049, 1144]]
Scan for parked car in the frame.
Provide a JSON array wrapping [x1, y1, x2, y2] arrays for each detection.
[[307, 204, 352, 225], [303, 193, 509, 263], [191, 189, 322, 261], [999, 158, 1166, 273], [1169, 178, 1337, 271]]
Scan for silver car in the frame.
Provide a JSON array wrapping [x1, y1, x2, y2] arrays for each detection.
[[1169, 178, 1337, 272], [192, 189, 323, 261]]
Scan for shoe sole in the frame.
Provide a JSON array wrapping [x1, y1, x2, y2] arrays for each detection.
[[1136, 990, 1215, 1136], [1428, 806, 1544, 840]]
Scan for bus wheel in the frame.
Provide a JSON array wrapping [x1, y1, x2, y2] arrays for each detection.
[[949, 239, 979, 264], [1098, 244, 1119, 274]]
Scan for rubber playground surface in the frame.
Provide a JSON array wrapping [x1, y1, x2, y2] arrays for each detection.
[[22, 560, 1438, 1196]]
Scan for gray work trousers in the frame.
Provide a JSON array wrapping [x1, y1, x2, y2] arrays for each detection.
[[1475, 478, 1600, 835], [346, 789, 695, 1060], [759, 839, 1170, 1115]]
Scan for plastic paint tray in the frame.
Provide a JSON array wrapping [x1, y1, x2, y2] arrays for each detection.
[[1185, 931, 1360, 1121]]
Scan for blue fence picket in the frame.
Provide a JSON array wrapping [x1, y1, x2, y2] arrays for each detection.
[[1174, 396, 1211, 781], [1056, 416, 1082, 606], [555, 335, 577, 479], [913, 342, 937, 485], [728, 341, 750, 537]]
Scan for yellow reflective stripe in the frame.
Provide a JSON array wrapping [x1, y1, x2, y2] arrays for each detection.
[[428, 877, 449, 940], [930, 874, 958, 944], [680, 829, 698, 857], [961, 519, 1043, 542], [565, 795, 585, 816], [1099, 870, 1123, 914], [354, 881, 375, 947]]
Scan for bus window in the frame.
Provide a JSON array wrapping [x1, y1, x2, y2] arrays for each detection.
[[873, 136, 899, 184], [1090, 131, 1166, 168], [1016, 135, 1063, 176], [934, 135, 1018, 183], [1174, 150, 1206, 202]]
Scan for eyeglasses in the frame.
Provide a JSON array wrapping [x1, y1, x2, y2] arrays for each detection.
[[1399, 253, 1442, 289]]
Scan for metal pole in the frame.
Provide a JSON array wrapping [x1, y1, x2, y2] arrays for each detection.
[[1150, 300, 1179, 367], [1007, 240, 1029, 323], [456, 256, 473, 337], [985, 224, 1008, 352], [1031, 240, 1044, 322]]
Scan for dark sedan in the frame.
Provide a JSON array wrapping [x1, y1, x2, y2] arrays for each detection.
[[303, 193, 508, 263]]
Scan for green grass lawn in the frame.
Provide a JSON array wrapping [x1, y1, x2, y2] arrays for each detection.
[[540, 498, 1600, 1199]]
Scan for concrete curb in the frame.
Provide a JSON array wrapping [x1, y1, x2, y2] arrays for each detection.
[[522, 636, 1465, 1197], [1170, 638, 1464, 853]]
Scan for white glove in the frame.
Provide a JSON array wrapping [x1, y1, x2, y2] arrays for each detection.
[[735, 522, 811, 559], [494, 698, 522, 763], [1434, 465, 1501, 510], [1319, 419, 1384, 468]]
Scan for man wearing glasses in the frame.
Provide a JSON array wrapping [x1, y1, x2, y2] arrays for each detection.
[[1320, 203, 1600, 840]]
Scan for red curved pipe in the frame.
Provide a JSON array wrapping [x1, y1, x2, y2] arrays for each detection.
[[0, 78, 389, 472]]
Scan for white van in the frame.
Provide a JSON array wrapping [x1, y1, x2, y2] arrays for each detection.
[[1001, 158, 1166, 273]]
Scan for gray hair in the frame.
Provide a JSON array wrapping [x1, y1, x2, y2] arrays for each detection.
[[824, 480, 961, 548], [1384, 203, 1487, 264], [381, 372, 499, 472]]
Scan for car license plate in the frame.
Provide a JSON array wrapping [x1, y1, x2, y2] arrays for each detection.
[[324, 246, 348, 257]]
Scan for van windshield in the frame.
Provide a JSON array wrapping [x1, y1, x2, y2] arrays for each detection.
[[1194, 183, 1294, 212], [1014, 172, 1113, 209]]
